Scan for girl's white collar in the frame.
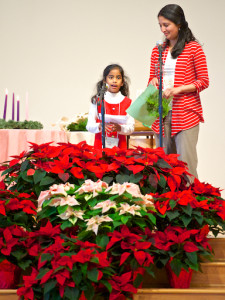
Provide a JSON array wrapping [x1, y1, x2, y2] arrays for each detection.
[[104, 91, 125, 104]]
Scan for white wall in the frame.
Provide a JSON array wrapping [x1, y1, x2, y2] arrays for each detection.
[[0, 0, 224, 196]]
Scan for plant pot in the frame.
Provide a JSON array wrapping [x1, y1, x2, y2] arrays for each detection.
[[165, 263, 193, 288], [0, 260, 21, 289]]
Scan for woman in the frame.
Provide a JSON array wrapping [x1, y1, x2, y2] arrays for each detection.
[[148, 4, 209, 179]]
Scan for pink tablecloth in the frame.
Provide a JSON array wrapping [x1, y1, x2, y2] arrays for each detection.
[[0, 129, 68, 163]]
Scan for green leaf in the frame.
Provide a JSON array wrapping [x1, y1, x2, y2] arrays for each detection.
[[133, 273, 143, 288], [147, 213, 156, 225], [34, 170, 47, 184], [41, 253, 53, 263], [116, 174, 130, 184], [170, 258, 182, 276], [69, 216, 78, 225], [181, 214, 192, 227], [84, 283, 95, 300], [169, 200, 177, 209], [36, 268, 51, 280], [40, 176, 55, 186], [64, 286, 79, 300], [61, 220, 73, 230], [57, 205, 68, 214], [181, 204, 193, 217], [102, 176, 113, 184], [101, 280, 112, 293], [87, 268, 99, 282], [166, 211, 180, 221], [186, 252, 198, 265], [43, 279, 57, 294], [129, 173, 143, 183], [121, 215, 130, 224], [21, 171, 33, 183], [72, 270, 82, 285], [134, 218, 146, 228], [96, 235, 109, 248], [20, 160, 29, 172], [194, 213, 204, 225], [18, 259, 32, 270], [156, 159, 172, 169], [158, 174, 167, 188]]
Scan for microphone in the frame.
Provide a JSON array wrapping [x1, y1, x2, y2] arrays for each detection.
[[156, 40, 163, 55]]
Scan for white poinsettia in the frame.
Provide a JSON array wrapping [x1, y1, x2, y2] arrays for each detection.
[[86, 215, 113, 235], [58, 207, 84, 220], [117, 203, 142, 216], [77, 179, 108, 197], [106, 182, 143, 198], [93, 200, 117, 213], [59, 195, 80, 206]]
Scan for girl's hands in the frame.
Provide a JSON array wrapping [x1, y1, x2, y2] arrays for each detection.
[[105, 122, 121, 133]]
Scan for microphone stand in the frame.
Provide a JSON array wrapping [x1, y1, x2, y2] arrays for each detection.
[[99, 83, 108, 149], [158, 44, 163, 147]]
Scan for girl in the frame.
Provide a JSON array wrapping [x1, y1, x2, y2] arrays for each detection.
[[86, 64, 134, 149], [148, 4, 209, 179]]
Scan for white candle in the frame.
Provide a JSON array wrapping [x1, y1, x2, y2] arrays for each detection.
[[25, 91, 29, 121]]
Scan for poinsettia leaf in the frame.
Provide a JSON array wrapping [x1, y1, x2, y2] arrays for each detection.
[[102, 176, 114, 184], [129, 173, 143, 183], [147, 213, 156, 225], [181, 215, 192, 227], [60, 220, 73, 230], [1, 167, 14, 176], [64, 287, 79, 300], [69, 216, 78, 225], [134, 218, 146, 228], [186, 251, 198, 265], [158, 174, 167, 188], [36, 268, 51, 280], [57, 205, 68, 214], [18, 259, 32, 270], [166, 211, 180, 221], [134, 273, 143, 288], [121, 215, 130, 224], [21, 171, 33, 183], [33, 170, 47, 184], [194, 213, 203, 225], [181, 204, 193, 216], [96, 235, 109, 248], [41, 253, 53, 263], [40, 176, 55, 186], [169, 200, 177, 209], [116, 174, 130, 184], [72, 270, 82, 285], [58, 173, 70, 183], [87, 268, 99, 282], [84, 283, 95, 300], [11, 249, 26, 260], [156, 159, 172, 169], [170, 258, 182, 276], [43, 279, 57, 295], [149, 174, 158, 189], [101, 280, 112, 293], [20, 160, 29, 172]]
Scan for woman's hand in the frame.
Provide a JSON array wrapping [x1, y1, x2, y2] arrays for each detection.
[[150, 77, 159, 87], [162, 87, 183, 99]]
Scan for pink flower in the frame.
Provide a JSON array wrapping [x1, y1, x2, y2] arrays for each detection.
[[37, 190, 51, 211], [49, 184, 68, 197], [86, 215, 113, 235], [106, 182, 143, 198], [59, 195, 80, 206], [58, 207, 84, 220], [77, 179, 108, 197], [117, 203, 142, 216], [93, 200, 116, 213]]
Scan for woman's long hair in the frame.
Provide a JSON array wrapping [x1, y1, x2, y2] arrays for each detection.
[[91, 64, 130, 104], [158, 4, 197, 58]]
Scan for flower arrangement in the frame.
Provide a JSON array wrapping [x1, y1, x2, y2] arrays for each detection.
[[18, 180, 156, 300], [0, 119, 43, 129], [55, 113, 88, 132], [0, 142, 224, 298]]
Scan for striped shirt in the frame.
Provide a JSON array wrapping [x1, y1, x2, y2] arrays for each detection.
[[148, 41, 209, 136]]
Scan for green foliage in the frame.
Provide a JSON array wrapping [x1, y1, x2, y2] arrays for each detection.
[[0, 118, 43, 129], [146, 90, 172, 119], [67, 117, 88, 131]]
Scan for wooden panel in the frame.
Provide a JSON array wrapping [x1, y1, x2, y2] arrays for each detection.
[[208, 238, 225, 261], [133, 288, 225, 300], [0, 290, 18, 300]]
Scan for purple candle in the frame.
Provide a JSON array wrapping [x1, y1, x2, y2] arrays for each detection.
[[12, 93, 15, 121], [17, 96, 20, 121], [3, 89, 8, 120]]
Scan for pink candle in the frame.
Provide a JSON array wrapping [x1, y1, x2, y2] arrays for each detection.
[[12, 93, 15, 121], [17, 96, 20, 121], [3, 89, 8, 120]]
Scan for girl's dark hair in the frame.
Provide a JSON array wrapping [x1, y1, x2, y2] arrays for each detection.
[[158, 4, 197, 58], [91, 64, 130, 103]]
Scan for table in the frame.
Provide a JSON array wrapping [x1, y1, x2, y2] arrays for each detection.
[[67, 131, 94, 145], [0, 129, 68, 164], [127, 121, 155, 148]]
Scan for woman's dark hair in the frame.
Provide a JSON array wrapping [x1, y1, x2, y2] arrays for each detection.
[[158, 4, 197, 58], [91, 64, 130, 103]]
